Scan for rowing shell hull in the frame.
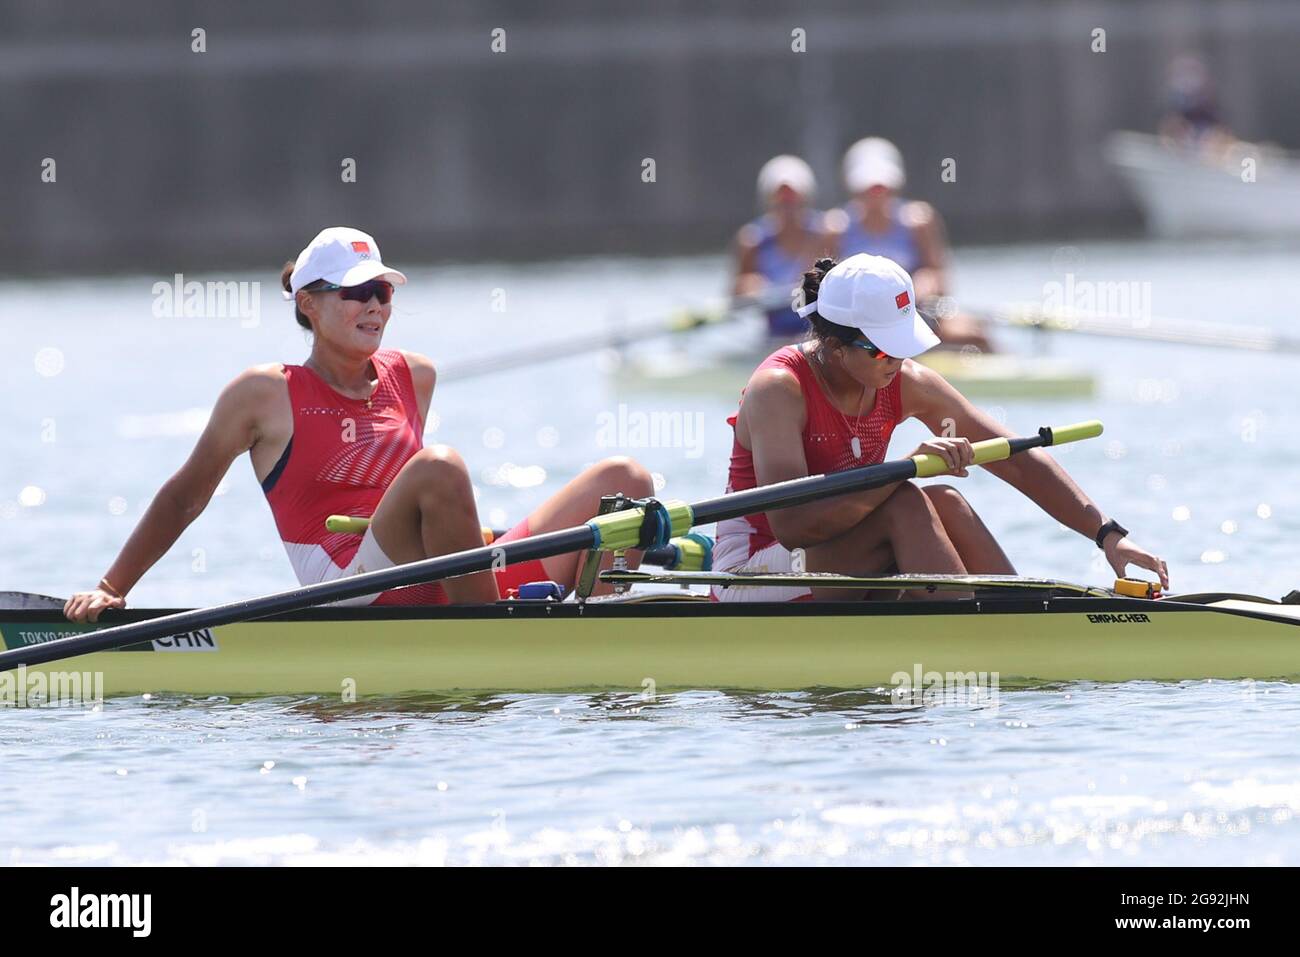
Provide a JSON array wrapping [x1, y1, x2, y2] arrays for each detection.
[[4, 596, 1300, 697]]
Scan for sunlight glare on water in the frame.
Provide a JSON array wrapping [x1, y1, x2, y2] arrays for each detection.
[[3, 239, 1300, 865]]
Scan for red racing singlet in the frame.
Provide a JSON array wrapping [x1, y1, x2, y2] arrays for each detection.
[[261, 348, 443, 604], [720, 344, 904, 555]]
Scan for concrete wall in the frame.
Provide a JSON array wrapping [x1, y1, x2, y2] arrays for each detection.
[[3, 0, 1298, 274]]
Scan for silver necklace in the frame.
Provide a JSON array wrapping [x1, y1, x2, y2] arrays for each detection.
[[308, 357, 378, 408], [810, 345, 871, 459]]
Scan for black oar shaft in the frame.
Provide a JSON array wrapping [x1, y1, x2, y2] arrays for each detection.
[[440, 293, 776, 383], [693, 427, 1068, 527], [692, 461, 919, 527], [0, 525, 594, 670]]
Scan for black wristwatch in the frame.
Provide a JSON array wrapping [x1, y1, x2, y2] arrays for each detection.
[[1095, 518, 1129, 549]]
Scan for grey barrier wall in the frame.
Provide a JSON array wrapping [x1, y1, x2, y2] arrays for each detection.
[[3, 0, 1297, 274]]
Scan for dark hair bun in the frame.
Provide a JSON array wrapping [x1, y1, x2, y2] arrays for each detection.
[[799, 257, 837, 312], [798, 256, 859, 345]]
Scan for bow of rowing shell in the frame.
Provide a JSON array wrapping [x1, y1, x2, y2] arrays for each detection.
[[4, 585, 1300, 697]]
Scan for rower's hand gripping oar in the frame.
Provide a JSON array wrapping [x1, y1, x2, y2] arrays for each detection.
[[0, 421, 1102, 672]]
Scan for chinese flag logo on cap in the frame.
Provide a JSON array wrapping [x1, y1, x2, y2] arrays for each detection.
[[895, 291, 911, 310], [351, 241, 371, 256]]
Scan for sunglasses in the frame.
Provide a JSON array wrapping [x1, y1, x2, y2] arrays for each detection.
[[312, 279, 394, 305], [845, 337, 894, 362]]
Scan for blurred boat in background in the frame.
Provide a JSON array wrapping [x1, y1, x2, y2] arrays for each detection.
[[439, 290, 1096, 401], [1105, 131, 1300, 238], [609, 345, 1096, 400]]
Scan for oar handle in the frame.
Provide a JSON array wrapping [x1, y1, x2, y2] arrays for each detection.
[[912, 420, 1103, 478], [325, 515, 371, 534], [326, 515, 499, 544], [1040, 420, 1105, 446]]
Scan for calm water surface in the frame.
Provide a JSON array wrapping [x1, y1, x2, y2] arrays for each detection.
[[3, 238, 1300, 864]]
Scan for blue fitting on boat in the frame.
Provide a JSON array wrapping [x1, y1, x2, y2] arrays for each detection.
[[517, 581, 564, 601], [636, 499, 672, 550], [681, 531, 714, 571]]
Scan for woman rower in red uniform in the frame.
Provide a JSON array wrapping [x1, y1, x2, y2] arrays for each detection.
[[713, 253, 1168, 602], [65, 227, 651, 621]]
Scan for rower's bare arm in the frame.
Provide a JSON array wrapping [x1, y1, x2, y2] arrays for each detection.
[[113, 370, 274, 579], [908, 365, 1169, 586], [905, 202, 949, 298], [64, 368, 279, 622], [743, 370, 896, 547], [823, 210, 847, 261], [401, 350, 437, 424], [732, 225, 765, 298], [908, 363, 1105, 537]]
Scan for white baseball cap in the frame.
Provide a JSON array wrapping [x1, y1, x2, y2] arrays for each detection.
[[795, 254, 939, 358], [288, 227, 408, 294], [843, 137, 905, 193], [756, 154, 816, 201]]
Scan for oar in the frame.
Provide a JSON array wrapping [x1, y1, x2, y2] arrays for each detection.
[[0, 420, 1101, 672], [324, 515, 711, 570], [0, 592, 65, 611], [448, 288, 1297, 385], [437, 289, 791, 383], [945, 300, 1300, 355]]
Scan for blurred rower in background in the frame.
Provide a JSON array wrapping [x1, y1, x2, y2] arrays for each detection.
[[732, 155, 835, 342], [829, 137, 991, 353], [1159, 55, 1234, 155]]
